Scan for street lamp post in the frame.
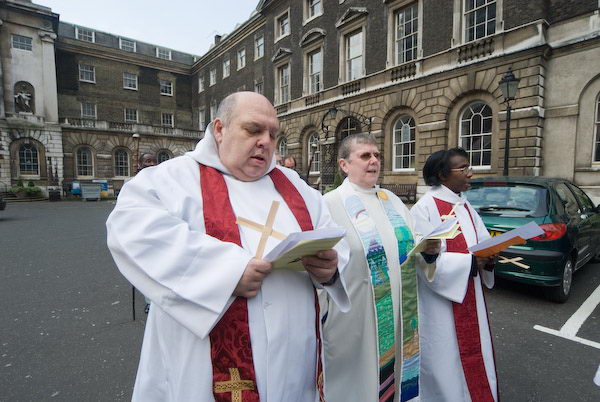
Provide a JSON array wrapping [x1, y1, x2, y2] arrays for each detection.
[[498, 67, 520, 176], [132, 133, 140, 174]]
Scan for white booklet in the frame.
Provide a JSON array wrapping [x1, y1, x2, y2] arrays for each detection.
[[468, 221, 543, 257], [407, 218, 459, 258], [263, 226, 346, 271]]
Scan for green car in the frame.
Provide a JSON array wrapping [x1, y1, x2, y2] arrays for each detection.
[[464, 177, 600, 302]]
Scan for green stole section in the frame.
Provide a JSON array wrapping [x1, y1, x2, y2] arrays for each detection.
[[339, 181, 420, 400]]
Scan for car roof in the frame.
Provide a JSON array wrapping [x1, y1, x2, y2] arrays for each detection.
[[469, 176, 570, 187]]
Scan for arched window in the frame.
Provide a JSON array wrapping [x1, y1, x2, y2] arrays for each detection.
[[595, 95, 600, 162], [337, 116, 362, 140], [76, 147, 93, 176], [157, 151, 171, 163], [393, 115, 416, 170], [278, 137, 288, 156], [19, 143, 39, 174], [114, 149, 130, 177], [308, 133, 321, 173], [459, 101, 492, 167]]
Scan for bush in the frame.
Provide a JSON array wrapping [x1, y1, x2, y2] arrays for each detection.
[[8, 185, 42, 197], [27, 181, 35, 187], [16, 179, 24, 187]]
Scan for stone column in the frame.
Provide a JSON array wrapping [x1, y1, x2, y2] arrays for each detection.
[[38, 31, 58, 123]]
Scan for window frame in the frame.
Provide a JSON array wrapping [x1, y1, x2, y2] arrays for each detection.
[[124, 108, 138, 123], [78, 64, 96, 83], [75, 26, 95, 43], [304, 0, 323, 24], [119, 38, 136, 52], [199, 107, 206, 130], [278, 137, 288, 157], [161, 112, 174, 127], [237, 48, 246, 70], [156, 47, 172, 60], [254, 34, 265, 60], [452, 0, 503, 46], [274, 9, 291, 42], [157, 150, 172, 164], [307, 132, 321, 174], [209, 68, 217, 86], [19, 143, 40, 175], [387, 1, 422, 67], [113, 148, 130, 178], [76, 146, 94, 178], [123, 72, 138, 90], [344, 28, 364, 82], [392, 114, 417, 171], [223, 56, 231, 78], [276, 62, 291, 105], [210, 100, 218, 123], [159, 79, 173, 96], [198, 76, 205, 93], [304, 45, 323, 95], [80, 102, 97, 119], [12, 34, 33, 51], [254, 78, 264, 95], [458, 101, 493, 169]]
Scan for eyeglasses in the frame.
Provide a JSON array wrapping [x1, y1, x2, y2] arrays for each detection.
[[357, 152, 381, 161], [450, 166, 473, 174]]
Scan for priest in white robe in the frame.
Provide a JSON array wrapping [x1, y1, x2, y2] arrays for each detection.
[[321, 134, 439, 402], [410, 148, 499, 402], [106, 92, 350, 402]]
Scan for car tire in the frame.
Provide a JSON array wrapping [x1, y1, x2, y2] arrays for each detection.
[[548, 258, 574, 303]]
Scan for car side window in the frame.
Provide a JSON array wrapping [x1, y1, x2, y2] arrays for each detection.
[[567, 183, 596, 213], [555, 183, 580, 215]]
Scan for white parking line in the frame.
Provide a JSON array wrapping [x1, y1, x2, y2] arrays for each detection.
[[533, 284, 600, 350]]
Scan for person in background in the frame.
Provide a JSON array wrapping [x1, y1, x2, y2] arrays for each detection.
[[321, 133, 439, 401], [283, 155, 296, 170], [411, 147, 499, 402], [138, 152, 157, 173]]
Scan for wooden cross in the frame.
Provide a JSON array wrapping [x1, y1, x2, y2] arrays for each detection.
[[498, 255, 530, 270], [441, 202, 460, 221], [213, 367, 255, 402], [236, 200, 284, 259]]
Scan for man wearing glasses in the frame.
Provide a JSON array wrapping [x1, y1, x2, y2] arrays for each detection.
[[411, 147, 499, 402]]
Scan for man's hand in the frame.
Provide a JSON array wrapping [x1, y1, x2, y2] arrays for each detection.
[[475, 255, 497, 271], [423, 239, 441, 255], [233, 258, 273, 298], [302, 249, 338, 284]]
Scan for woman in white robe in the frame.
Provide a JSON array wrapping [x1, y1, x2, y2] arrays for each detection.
[[321, 134, 438, 402]]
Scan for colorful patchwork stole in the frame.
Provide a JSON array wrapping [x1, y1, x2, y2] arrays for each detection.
[[200, 165, 324, 402], [433, 197, 495, 402], [339, 182, 420, 402]]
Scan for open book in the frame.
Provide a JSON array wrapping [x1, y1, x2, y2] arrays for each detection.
[[263, 226, 346, 271], [468, 221, 543, 257], [407, 218, 460, 258]]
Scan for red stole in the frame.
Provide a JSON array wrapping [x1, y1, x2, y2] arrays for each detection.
[[433, 198, 494, 402], [200, 165, 324, 402]]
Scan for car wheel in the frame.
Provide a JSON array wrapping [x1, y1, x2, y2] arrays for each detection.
[[548, 258, 573, 303]]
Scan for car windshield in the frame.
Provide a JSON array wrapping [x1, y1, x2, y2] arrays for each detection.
[[465, 183, 548, 217]]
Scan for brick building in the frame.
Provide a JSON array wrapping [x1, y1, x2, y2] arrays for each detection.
[[1, 0, 599, 202]]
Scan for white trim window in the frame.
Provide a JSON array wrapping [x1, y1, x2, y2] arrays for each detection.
[[464, 0, 496, 42], [277, 63, 290, 104], [275, 10, 290, 41], [199, 107, 206, 130], [12, 34, 32, 51], [255, 34, 264, 59], [81, 102, 97, 119], [254, 78, 264, 95], [237, 48, 246, 70], [394, 3, 418, 64], [306, 0, 323, 21], [119, 38, 136, 52], [278, 137, 288, 156], [75, 26, 95, 43], [393, 115, 416, 170], [210, 100, 218, 123], [76, 147, 93, 177], [124, 108, 138, 123], [594, 95, 600, 162], [198, 76, 205, 92], [114, 149, 129, 177], [161, 112, 174, 127], [156, 47, 172, 60], [123, 72, 138, 90], [308, 133, 321, 174], [307, 48, 322, 94], [78, 64, 95, 83], [209, 68, 217, 86], [159, 80, 173, 96], [223, 57, 231, 78], [459, 101, 492, 167], [345, 29, 364, 81]]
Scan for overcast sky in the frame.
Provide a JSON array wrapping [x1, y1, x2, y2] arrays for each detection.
[[39, 0, 261, 55]]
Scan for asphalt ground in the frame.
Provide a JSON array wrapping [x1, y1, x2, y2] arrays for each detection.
[[1, 201, 599, 401]]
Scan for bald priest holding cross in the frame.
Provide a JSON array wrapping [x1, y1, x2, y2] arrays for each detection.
[[107, 92, 350, 402]]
